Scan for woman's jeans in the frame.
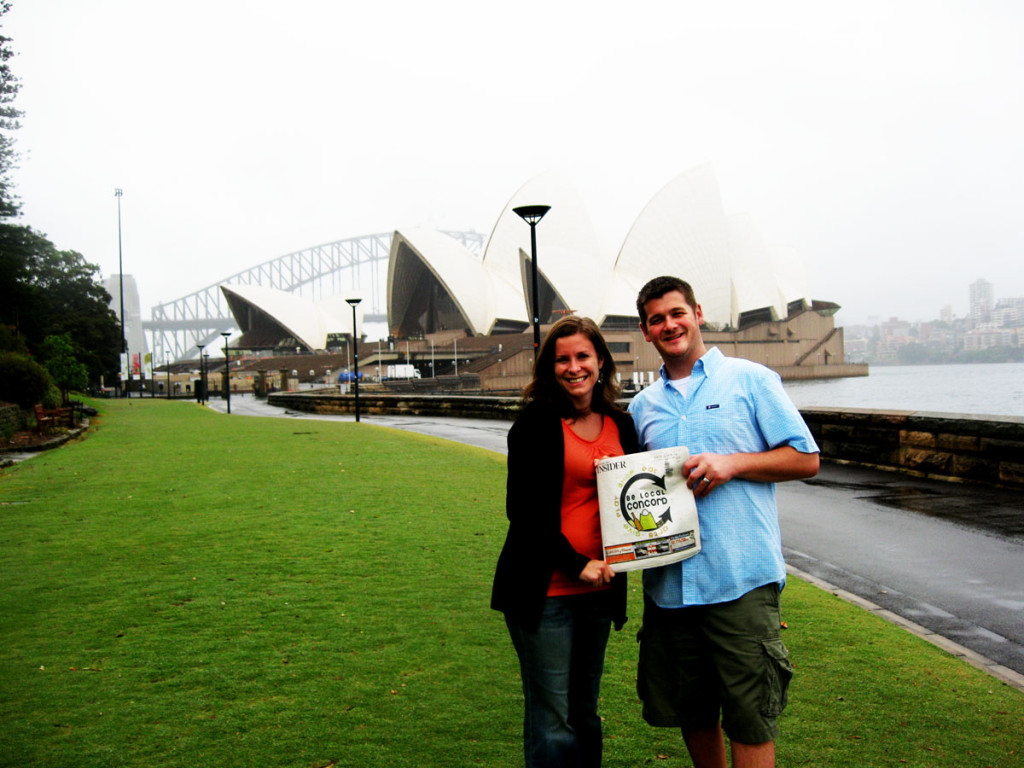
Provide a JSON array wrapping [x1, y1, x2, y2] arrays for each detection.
[[505, 594, 613, 768]]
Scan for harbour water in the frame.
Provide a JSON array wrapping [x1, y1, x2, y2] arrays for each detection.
[[782, 362, 1024, 419]]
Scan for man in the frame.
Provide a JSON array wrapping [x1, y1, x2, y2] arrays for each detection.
[[628, 276, 820, 768]]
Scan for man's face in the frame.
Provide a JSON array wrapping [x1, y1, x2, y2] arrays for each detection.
[[640, 290, 705, 367]]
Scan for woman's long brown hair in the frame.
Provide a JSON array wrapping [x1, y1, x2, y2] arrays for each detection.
[[522, 315, 622, 418]]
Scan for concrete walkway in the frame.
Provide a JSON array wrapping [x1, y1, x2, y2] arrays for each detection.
[[206, 395, 1024, 691]]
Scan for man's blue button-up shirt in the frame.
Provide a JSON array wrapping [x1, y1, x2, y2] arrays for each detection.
[[628, 347, 819, 608]]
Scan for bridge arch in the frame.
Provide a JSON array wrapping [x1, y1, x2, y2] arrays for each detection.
[[145, 230, 484, 361]]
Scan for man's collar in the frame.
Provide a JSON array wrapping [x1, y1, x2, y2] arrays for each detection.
[[660, 346, 722, 383], [699, 346, 724, 375]]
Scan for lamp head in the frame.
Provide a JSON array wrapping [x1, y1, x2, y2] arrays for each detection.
[[346, 297, 362, 308], [513, 205, 551, 225]]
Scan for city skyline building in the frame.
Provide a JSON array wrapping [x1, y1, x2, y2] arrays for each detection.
[[969, 278, 994, 326]]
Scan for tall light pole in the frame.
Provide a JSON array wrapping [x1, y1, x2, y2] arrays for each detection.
[[221, 332, 231, 414], [202, 353, 209, 404], [513, 205, 551, 354], [196, 344, 206, 403], [115, 188, 128, 397], [346, 298, 362, 422]]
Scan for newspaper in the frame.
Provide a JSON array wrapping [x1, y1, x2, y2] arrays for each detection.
[[596, 447, 701, 572]]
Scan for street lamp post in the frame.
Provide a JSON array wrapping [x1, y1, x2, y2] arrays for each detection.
[[513, 204, 551, 354], [115, 188, 128, 398], [202, 353, 209, 404], [196, 344, 206, 404], [346, 298, 362, 422], [221, 332, 231, 414]]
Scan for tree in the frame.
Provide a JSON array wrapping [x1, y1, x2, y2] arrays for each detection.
[[41, 333, 88, 402], [0, 351, 51, 409], [0, 8, 119, 393], [0, 1, 22, 219], [0, 323, 28, 354], [0, 223, 121, 385]]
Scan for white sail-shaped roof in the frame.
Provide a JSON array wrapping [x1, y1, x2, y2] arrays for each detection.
[[484, 172, 612, 322], [221, 284, 359, 351], [728, 213, 786, 323], [612, 164, 733, 327], [388, 228, 525, 336], [223, 165, 819, 348], [768, 245, 811, 313]]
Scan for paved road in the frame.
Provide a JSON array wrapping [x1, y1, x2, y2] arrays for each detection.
[[208, 396, 1024, 687], [778, 463, 1024, 684]]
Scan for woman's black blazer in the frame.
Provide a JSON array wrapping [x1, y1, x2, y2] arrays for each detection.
[[490, 399, 640, 631]]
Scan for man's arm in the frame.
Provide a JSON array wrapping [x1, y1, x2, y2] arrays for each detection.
[[685, 446, 819, 496]]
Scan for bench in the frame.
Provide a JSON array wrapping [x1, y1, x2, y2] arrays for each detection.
[[33, 404, 73, 433]]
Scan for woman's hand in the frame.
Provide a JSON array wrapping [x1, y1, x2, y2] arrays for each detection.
[[579, 559, 616, 586]]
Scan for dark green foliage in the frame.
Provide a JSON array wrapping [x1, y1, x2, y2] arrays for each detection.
[[0, 224, 120, 384], [0, 1, 21, 218], [40, 333, 88, 401], [0, 8, 118, 400], [0, 322, 28, 353], [0, 351, 50, 408]]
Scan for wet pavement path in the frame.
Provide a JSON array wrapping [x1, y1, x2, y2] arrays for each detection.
[[208, 397, 1024, 686], [778, 462, 1024, 685]]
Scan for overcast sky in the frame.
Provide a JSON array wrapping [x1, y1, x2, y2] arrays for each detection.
[[6, 0, 1023, 329]]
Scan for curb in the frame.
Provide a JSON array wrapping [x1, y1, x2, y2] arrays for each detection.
[[787, 563, 1024, 693], [0, 423, 89, 466]]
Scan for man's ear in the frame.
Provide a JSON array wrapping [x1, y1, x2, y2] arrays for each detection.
[[639, 320, 652, 342]]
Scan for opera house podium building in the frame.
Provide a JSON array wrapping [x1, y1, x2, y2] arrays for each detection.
[[216, 164, 863, 396]]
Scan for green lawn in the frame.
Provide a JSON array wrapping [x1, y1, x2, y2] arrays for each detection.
[[1, 398, 1021, 767]]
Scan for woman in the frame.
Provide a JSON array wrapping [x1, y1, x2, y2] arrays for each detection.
[[491, 316, 640, 768]]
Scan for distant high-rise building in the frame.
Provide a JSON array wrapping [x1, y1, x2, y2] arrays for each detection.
[[969, 279, 993, 326], [993, 297, 1024, 327], [939, 304, 953, 323]]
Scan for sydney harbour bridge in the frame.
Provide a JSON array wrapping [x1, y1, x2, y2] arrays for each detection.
[[143, 230, 485, 363]]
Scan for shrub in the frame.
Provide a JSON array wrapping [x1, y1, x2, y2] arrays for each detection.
[[0, 325, 30, 355], [0, 352, 53, 409]]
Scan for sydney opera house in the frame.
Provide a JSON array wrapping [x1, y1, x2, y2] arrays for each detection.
[[217, 164, 855, 394]]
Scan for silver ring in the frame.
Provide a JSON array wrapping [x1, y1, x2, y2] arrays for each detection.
[[701, 476, 711, 485]]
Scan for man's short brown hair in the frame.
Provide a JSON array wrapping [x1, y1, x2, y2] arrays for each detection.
[[636, 276, 699, 326]]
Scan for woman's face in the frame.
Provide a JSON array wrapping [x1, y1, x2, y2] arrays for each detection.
[[553, 333, 603, 411]]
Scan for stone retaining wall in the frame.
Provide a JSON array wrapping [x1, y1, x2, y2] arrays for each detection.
[[268, 391, 522, 421], [799, 407, 1024, 489], [268, 392, 1024, 489]]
